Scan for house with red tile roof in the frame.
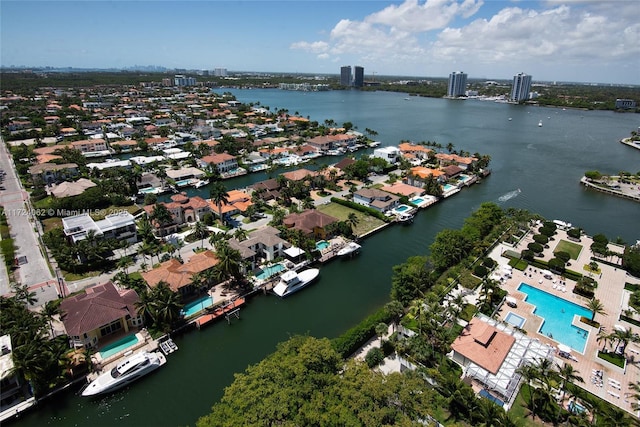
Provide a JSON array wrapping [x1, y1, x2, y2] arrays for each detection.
[[70, 138, 108, 154], [60, 282, 142, 350], [198, 153, 238, 174], [435, 153, 477, 169], [143, 194, 210, 236], [406, 166, 446, 187], [380, 182, 426, 198], [307, 135, 334, 151], [140, 250, 219, 295], [208, 189, 253, 218], [283, 210, 339, 239], [281, 168, 316, 182]]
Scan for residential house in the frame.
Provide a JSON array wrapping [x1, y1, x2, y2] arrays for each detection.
[[166, 167, 205, 182], [442, 164, 464, 180], [28, 163, 78, 184], [307, 135, 334, 151], [379, 182, 426, 198], [228, 226, 290, 271], [353, 188, 400, 213], [199, 153, 238, 174], [372, 146, 401, 165], [251, 178, 281, 201], [406, 166, 446, 188], [281, 168, 316, 182], [143, 194, 210, 236], [50, 178, 97, 198], [140, 250, 219, 296], [209, 189, 253, 219], [0, 335, 34, 413], [62, 212, 137, 244], [70, 138, 108, 154], [434, 153, 477, 170], [283, 210, 339, 239], [60, 282, 142, 350]]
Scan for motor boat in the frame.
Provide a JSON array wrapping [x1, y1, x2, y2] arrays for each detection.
[[396, 213, 414, 224], [337, 242, 361, 257], [193, 179, 209, 188], [538, 120, 543, 127], [272, 268, 320, 297], [81, 351, 166, 397]]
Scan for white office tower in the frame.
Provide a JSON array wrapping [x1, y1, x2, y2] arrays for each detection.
[[510, 73, 532, 102], [447, 72, 467, 97]]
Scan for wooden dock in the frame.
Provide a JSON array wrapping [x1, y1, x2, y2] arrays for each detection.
[[195, 297, 246, 329]]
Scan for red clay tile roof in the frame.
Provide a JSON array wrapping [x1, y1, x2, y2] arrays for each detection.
[[140, 250, 219, 292], [451, 318, 515, 375], [283, 210, 338, 235], [60, 282, 139, 336]]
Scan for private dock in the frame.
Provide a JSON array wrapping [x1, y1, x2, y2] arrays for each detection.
[[195, 297, 246, 329]]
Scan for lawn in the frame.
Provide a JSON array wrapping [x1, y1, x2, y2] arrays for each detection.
[[597, 351, 626, 368], [317, 202, 385, 237], [554, 239, 582, 260]]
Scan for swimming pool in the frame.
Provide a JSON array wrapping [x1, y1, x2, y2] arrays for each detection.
[[518, 283, 592, 353], [316, 240, 330, 251], [443, 184, 456, 191], [505, 312, 526, 328], [395, 205, 410, 213], [255, 263, 286, 281], [175, 179, 193, 187], [99, 334, 139, 359], [182, 295, 214, 317], [411, 197, 425, 204]]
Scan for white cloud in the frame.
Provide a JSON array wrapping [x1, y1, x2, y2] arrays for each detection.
[[366, 0, 483, 32], [290, 41, 329, 54]]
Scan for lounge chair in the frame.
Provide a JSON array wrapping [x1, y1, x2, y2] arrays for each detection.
[[562, 287, 567, 292], [552, 284, 558, 289]]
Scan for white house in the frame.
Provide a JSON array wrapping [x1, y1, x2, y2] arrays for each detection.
[[372, 146, 401, 164]]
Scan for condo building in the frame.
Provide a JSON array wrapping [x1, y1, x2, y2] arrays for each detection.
[[510, 72, 532, 103], [447, 71, 468, 97]]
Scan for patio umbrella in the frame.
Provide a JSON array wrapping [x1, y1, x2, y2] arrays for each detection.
[[558, 344, 572, 354]]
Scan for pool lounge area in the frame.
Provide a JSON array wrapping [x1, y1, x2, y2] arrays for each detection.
[[517, 282, 592, 353], [315, 240, 330, 251], [391, 204, 416, 216], [254, 263, 287, 281], [408, 194, 438, 208]]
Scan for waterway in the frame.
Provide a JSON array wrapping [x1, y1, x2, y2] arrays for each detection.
[[13, 90, 639, 427]]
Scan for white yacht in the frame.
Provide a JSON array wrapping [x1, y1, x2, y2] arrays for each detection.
[[193, 179, 209, 188], [272, 268, 320, 297], [337, 242, 361, 257], [538, 120, 543, 127], [81, 351, 166, 397]]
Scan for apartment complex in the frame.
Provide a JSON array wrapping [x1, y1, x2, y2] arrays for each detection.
[[447, 71, 468, 97], [340, 66, 352, 86], [510, 72, 532, 102]]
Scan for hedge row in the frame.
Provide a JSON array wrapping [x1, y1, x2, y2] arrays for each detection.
[[512, 255, 583, 281], [0, 207, 15, 268], [591, 256, 624, 270], [331, 306, 394, 358], [330, 197, 390, 222]]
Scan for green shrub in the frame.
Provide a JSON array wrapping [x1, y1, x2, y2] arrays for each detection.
[[473, 265, 488, 277], [533, 234, 549, 244], [482, 257, 496, 268], [365, 347, 385, 368], [331, 307, 393, 358], [330, 197, 389, 222]]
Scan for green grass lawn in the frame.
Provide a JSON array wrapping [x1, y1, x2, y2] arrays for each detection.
[[597, 351, 626, 368], [317, 203, 385, 237], [554, 239, 582, 260]]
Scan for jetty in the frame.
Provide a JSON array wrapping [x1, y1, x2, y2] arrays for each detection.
[[195, 297, 246, 329]]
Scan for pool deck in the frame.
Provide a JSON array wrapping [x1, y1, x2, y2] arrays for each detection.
[[488, 227, 640, 415]]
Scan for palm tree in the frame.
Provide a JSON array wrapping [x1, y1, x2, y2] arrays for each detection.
[[612, 328, 640, 358], [596, 327, 613, 351], [209, 181, 229, 225], [193, 221, 209, 248], [40, 300, 62, 338], [116, 255, 133, 274], [628, 381, 640, 411], [233, 228, 248, 241], [150, 282, 183, 332], [208, 231, 228, 250], [11, 283, 37, 306], [346, 212, 359, 235], [587, 298, 607, 322], [215, 242, 243, 282], [375, 322, 388, 348], [557, 362, 584, 405]]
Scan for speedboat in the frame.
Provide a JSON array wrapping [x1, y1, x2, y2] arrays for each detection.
[[193, 179, 209, 188], [538, 120, 543, 127], [397, 213, 414, 224], [81, 351, 166, 397], [337, 242, 361, 257], [272, 268, 319, 297]]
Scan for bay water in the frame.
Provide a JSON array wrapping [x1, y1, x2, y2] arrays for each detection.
[[12, 89, 639, 426]]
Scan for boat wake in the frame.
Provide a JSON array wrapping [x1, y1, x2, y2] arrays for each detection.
[[498, 189, 521, 203]]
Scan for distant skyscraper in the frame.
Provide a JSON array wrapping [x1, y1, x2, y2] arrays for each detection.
[[340, 66, 352, 86], [353, 66, 364, 87], [214, 68, 227, 77], [447, 71, 467, 97], [510, 72, 532, 102]]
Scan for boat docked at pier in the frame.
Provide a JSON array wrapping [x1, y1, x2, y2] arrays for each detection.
[[193, 179, 209, 188], [272, 268, 320, 298], [81, 351, 166, 397], [337, 242, 361, 257]]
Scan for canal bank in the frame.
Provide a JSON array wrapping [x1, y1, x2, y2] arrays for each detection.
[[10, 90, 640, 427]]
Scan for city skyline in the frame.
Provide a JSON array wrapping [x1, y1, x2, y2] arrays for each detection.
[[1, 1, 638, 85]]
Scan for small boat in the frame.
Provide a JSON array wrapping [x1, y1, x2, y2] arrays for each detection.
[[508, 117, 512, 121], [272, 268, 320, 298], [193, 179, 209, 188], [397, 213, 414, 224], [81, 351, 166, 397], [159, 338, 178, 355], [337, 242, 361, 257], [538, 120, 543, 127]]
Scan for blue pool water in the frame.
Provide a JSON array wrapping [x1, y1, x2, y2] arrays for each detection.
[[99, 334, 139, 359], [518, 283, 592, 353], [411, 197, 424, 204], [505, 312, 526, 328], [480, 389, 505, 407], [443, 184, 456, 191], [316, 240, 330, 251], [255, 264, 286, 281], [395, 205, 410, 212], [175, 179, 192, 186], [182, 295, 214, 317]]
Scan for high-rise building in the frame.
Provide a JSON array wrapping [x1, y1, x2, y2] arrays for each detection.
[[510, 72, 532, 102], [447, 71, 467, 97], [340, 66, 352, 86], [214, 68, 227, 77], [353, 66, 364, 87], [174, 75, 197, 87]]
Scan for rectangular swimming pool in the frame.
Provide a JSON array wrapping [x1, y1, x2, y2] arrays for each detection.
[[518, 283, 592, 353], [505, 312, 526, 328], [255, 263, 286, 281], [182, 295, 214, 317], [99, 334, 139, 359]]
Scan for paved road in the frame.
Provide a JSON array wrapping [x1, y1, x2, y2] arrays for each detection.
[[0, 137, 55, 296]]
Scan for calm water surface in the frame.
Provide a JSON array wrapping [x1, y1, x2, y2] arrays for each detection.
[[13, 90, 639, 427]]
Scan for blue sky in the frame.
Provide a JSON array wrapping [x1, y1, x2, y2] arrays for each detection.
[[1, 1, 638, 84]]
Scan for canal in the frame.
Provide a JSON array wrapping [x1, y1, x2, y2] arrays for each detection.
[[12, 90, 639, 426]]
